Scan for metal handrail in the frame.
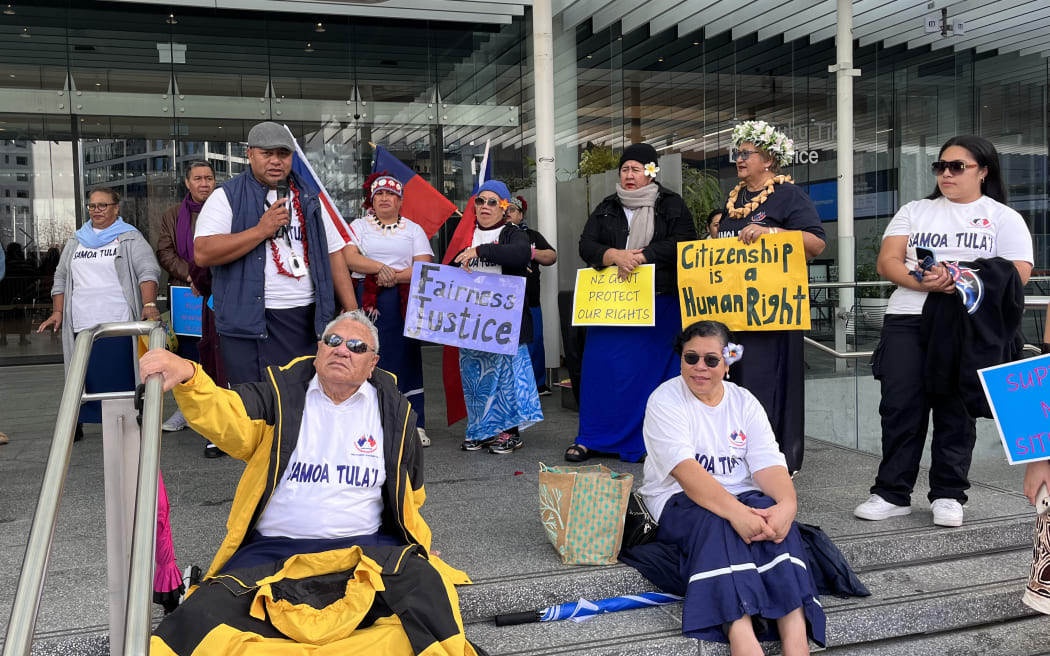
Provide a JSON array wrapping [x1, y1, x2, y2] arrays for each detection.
[[3, 321, 166, 656]]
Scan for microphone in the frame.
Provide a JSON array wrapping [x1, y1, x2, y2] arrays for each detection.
[[274, 181, 290, 238]]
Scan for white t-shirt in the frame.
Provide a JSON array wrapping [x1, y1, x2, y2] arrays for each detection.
[[623, 206, 636, 230], [255, 376, 386, 539], [347, 215, 433, 279], [467, 225, 504, 275], [70, 234, 134, 333], [638, 378, 788, 522], [195, 187, 349, 310], [883, 195, 1033, 315]]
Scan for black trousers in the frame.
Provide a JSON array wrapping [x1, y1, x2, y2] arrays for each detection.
[[730, 330, 805, 473], [220, 303, 317, 385], [871, 315, 977, 505]]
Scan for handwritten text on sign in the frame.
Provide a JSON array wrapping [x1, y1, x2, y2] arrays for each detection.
[[676, 234, 810, 332], [404, 262, 525, 356], [169, 286, 203, 337], [572, 264, 655, 327], [978, 354, 1050, 464]]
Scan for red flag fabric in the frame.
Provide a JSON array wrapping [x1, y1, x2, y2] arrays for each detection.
[[372, 146, 458, 238], [441, 195, 477, 265], [440, 199, 478, 425]]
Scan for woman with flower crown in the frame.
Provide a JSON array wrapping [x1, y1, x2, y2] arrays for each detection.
[[344, 172, 435, 446], [566, 143, 698, 463], [717, 121, 826, 474]]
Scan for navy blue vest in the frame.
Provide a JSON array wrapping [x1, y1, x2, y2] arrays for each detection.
[[211, 170, 336, 339]]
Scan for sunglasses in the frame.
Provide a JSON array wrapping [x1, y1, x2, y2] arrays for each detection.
[[931, 160, 980, 175], [732, 149, 759, 161], [683, 352, 722, 367], [474, 197, 502, 208], [321, 333, 374, 354]]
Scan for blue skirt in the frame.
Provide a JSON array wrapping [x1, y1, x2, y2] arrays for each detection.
[[78, 335, 137, 425], [459, 344, 543, 441], [357, 282, 426, 427], [659, 491, 826, 646], [576, 294, 681, 462]]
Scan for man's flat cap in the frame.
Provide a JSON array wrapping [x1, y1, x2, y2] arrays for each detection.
[[247, 121, 294, 151]]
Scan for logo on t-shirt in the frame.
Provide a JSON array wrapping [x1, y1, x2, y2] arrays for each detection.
[[969, 217, 992, 229], [354, 434, 378, 454], [729, 430, 747, 447], [751, 212, 767, 223]]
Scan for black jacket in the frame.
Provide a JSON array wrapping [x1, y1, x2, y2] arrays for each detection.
[[452, 222, 533, 345], [578, 182, 697, 295], [920, 257, 1026, 418]]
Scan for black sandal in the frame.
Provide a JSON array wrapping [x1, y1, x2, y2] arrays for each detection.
[[564, 443, 591, 462]]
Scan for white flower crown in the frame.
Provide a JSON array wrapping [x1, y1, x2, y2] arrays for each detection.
[[731, 120, 795, 169]]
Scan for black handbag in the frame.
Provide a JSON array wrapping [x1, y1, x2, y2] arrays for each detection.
[[621, 492, 659, 549]]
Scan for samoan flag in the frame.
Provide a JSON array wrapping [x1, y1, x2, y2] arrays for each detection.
[[283, 125, 353, 245], [372, 145, 459, 238], [441, 142, 493, 425]]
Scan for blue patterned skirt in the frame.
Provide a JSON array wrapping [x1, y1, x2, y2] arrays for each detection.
[[459, 344, 544, 441]]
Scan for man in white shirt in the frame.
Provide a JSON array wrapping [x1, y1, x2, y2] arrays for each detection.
[[194, 121, 357, 384], [140, 310, 480, 656]]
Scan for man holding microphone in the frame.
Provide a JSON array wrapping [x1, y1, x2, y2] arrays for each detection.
[[193, 121, 356, 384]]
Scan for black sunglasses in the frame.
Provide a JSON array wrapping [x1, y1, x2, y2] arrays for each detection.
[[321, 333, 374, 354], [683, 352, 722, 367], [931, 160, 979, 175], [474, 196, 502, 208]]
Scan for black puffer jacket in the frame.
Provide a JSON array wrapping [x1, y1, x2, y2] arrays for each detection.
[[578, 182, 697, 295]]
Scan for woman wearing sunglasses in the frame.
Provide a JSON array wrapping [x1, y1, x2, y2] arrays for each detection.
[[343, 172, 435, 447], [716, 121, 826, 477], [567, 143, 697, 463], [450, 179, 543, 454], [855, 135, 1033, 528], [628, 320, 824, 654]]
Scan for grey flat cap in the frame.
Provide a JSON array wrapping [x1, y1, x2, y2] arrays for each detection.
[[247, 121, 294, 151]]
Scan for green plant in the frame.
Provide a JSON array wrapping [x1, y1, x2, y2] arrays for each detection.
[[505, 155, 536, 192], [681, 166, 723, 237], [854, 234, 892, 298], [578, 144, 619, 177]]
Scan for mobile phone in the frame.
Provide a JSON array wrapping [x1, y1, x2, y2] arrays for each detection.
[[910, 248, 937, 282]]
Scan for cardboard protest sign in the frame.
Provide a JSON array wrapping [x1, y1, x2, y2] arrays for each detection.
[[169, 286, 203, 337], [677, 233, 810, 332], [978, 354, 1050, 465], [404, 262, 526, 356], [571, 264, 655, 327]]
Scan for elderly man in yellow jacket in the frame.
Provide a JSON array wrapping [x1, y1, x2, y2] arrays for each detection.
[[140, 309, 481, 656]]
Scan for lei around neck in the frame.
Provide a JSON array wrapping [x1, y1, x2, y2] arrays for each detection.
[[725, 175, 793, 220]]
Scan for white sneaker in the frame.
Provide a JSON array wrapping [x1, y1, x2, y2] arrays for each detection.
[[854, 494, 912, 521], [417, 428, 431, 448], [162, 408, 187, 432], [931, 498, 964, 527]]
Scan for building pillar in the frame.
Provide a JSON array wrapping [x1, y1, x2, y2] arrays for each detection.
[[532, 0, 560, 379], [832, 0, 860, 366]]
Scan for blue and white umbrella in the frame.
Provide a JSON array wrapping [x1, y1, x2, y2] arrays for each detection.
[[495, 592, 682, 626]]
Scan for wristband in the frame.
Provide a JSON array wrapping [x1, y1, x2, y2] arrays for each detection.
[[531, 246, 536, 260], [770, 227, 778, 234], [143, 302, 157, 308]]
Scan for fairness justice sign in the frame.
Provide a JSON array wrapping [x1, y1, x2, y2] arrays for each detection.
[[404, 262, 526, 356], [979, 354, 1050, 465], [676, 233, 811, 331]]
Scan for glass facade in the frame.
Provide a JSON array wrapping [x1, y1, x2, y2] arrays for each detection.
[[0, 0, 1047, 457]]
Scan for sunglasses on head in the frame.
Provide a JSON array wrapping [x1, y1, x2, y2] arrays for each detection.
[[321, 333, 374, 354], [474, 196, 502, 208], [931, 160, 979, 175], [683, 352, 722, 367]]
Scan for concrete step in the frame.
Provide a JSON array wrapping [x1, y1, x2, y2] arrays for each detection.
[[465, 547, 1038, 656], [819, 614, 1050, 655], [457, 513, 1034, 624]]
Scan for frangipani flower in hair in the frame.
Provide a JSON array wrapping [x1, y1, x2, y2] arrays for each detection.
[[644, 162, 660, 178]]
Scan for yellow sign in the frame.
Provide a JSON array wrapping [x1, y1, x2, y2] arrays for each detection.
[[572, 264, 656, 327], [677, 234, 810, 332]]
